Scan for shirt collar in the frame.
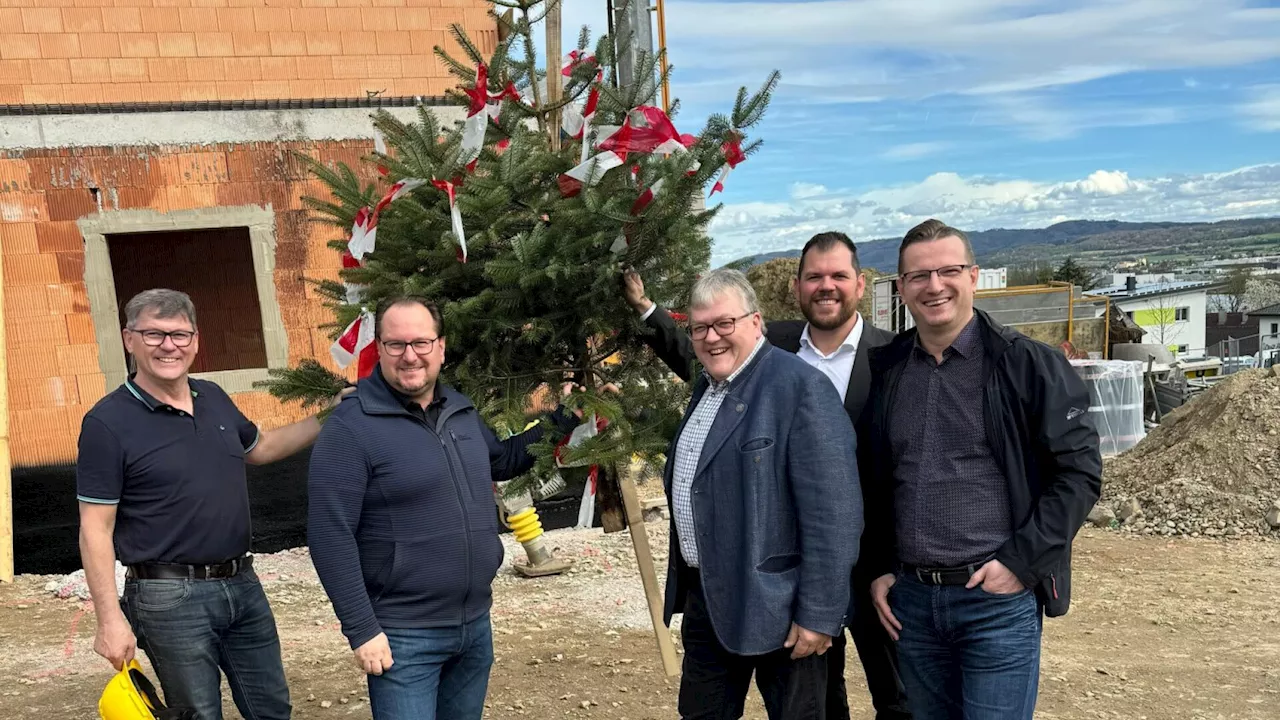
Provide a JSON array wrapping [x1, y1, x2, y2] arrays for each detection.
[[389, 381, 444, 413], [913, 313, 981, 360], [800, 312, 863, 357], [124, 374, 199, 412], [705, 335, 768, 389]]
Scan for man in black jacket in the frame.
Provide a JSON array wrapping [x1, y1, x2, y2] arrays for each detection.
[[624, 232, 911, 720], [863, 219, 1101, 720]]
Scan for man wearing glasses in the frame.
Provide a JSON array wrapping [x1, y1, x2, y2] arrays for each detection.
[[656, 269, 860, 720], [306, 296, 577, 720], [76, 288, 349, 719], [860, 220, 1101, 719], [624, 234, 910, 720]]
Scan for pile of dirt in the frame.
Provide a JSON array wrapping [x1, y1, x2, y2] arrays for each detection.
[[1101, 367, 1280, 538]]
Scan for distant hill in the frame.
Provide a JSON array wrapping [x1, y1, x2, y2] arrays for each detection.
[[726, 218, 1280, 273]]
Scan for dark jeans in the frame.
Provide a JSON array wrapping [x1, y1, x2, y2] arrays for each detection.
[[825, 575, 913, 720], [367, 612, 494, 720], [889, 573, 1042, 720], [121, 570, 290, 720], [678, 574, 827, 720]]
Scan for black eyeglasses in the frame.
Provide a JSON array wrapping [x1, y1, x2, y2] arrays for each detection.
[[689, 313, 753, 340], [129, 328, 196, 347], [379, 337, 440, 356], [900, 264, 972, 287]]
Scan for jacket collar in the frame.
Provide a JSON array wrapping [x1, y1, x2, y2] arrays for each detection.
[[357, 366, 473, 418]]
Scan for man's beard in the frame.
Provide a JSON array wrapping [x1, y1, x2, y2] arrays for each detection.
[[803, 292, 858, 331]]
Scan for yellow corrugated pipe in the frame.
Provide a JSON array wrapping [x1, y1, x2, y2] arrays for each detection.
[[507, 506, 544, 544]]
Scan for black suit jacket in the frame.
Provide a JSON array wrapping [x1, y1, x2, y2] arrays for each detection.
[[642, 306, 895, 424]]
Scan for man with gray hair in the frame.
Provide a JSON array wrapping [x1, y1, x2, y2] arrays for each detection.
[[659, 269, 863, 719], [76, 288, 348, 719]]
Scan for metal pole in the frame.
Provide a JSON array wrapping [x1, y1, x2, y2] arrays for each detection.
[[655, 0, 670, 111], [613, 0, 655, 98]]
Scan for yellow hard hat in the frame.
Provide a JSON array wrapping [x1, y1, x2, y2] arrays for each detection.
[[98, 660, 188, 720]]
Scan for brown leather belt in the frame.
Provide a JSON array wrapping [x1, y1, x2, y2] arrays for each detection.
[[127, 555, 252, 580]]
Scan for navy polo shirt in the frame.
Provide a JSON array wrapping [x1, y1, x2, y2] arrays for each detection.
[[76, 376, 261, 566]]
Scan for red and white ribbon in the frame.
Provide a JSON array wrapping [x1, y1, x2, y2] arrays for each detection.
[[341, 249, 365, 305], [347, 206, 377, 262], [709, 133, 746, 196], [612, 178, 666, 254], [373, 127, 389, 176], [554, 413, 611, 529], [373, 177, 428, 221], [330, 309, 378, 378], [561, 50, 596, 76], [459, 63, 521, 171], [561, 106, 695, 195], [431, 177, 467, 263], [560, 52, 602, 163]]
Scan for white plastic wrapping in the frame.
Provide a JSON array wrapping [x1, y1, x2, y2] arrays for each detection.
[[1070, 359, 1146, 456]]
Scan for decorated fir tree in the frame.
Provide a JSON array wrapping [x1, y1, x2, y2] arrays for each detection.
[[263, 2, 775, 504]]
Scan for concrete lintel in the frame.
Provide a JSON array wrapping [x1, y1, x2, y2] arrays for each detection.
[[78, 205, 288, 393], [0, 105, 467, 151]]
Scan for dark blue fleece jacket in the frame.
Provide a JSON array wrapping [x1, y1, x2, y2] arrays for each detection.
[[308, 367, 570, 649]]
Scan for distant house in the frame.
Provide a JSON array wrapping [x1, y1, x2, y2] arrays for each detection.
[[1092, 277, 1212, 357], [1253, 303, 1280, 365], [1206, 312, 1258, 358]]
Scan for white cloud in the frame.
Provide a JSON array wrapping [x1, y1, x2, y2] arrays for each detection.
[[1238, 86, 1280, 131], [978, 94, 1186, 140], [552, 0, 1280, 137], [707, 163, 1280, 265], [881, 142, 950, 161]]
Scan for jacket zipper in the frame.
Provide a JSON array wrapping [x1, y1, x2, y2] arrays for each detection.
[[442, 426, 471, 627], [411, 410, 472, 628]]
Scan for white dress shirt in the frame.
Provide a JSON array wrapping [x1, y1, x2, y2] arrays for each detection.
[[796, 313, 864, 402]]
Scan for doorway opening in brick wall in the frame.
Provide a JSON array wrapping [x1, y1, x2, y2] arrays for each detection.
[[107, 227, 268, 374]]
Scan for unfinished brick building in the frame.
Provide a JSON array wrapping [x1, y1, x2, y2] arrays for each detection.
[[0, 0, 494, 577]]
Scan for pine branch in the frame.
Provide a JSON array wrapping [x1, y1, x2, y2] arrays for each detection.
[[254, 360, 350, 421], [733, 70, 781, 129], [447, 23, 487, 68]]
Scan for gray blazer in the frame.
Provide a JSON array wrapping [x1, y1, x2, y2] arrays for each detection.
[[661, 343, 863, 656]]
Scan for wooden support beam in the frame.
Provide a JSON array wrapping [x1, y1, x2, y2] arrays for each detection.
[[0, 247, 12, 583], [545, 0, 563, 151], [618, 467, 680, 676]]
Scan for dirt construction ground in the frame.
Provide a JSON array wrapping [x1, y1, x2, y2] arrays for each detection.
[[1, 522, 1276, 720]]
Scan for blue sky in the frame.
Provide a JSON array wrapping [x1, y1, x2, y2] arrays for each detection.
[[550, 0, 1280, 265]]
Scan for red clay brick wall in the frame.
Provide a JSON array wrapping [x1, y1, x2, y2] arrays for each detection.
[[1, 139, 382, 466], [0, 0, 498, 106]]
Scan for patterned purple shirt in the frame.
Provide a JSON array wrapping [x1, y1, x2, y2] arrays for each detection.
[[889, 316, 1012, 567]]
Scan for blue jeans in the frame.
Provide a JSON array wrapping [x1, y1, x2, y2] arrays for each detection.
[[121, 570, 290, 720], [367, 613, 494, 720], [889, 573, 1042, 720]]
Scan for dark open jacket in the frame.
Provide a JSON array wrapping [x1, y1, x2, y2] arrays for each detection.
[[661, 342, 862, 656], [859, 309, 1102, 616]]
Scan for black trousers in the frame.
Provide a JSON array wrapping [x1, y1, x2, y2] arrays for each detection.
[[825, 577, 913, 720], [678, 574, 827, 720]]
